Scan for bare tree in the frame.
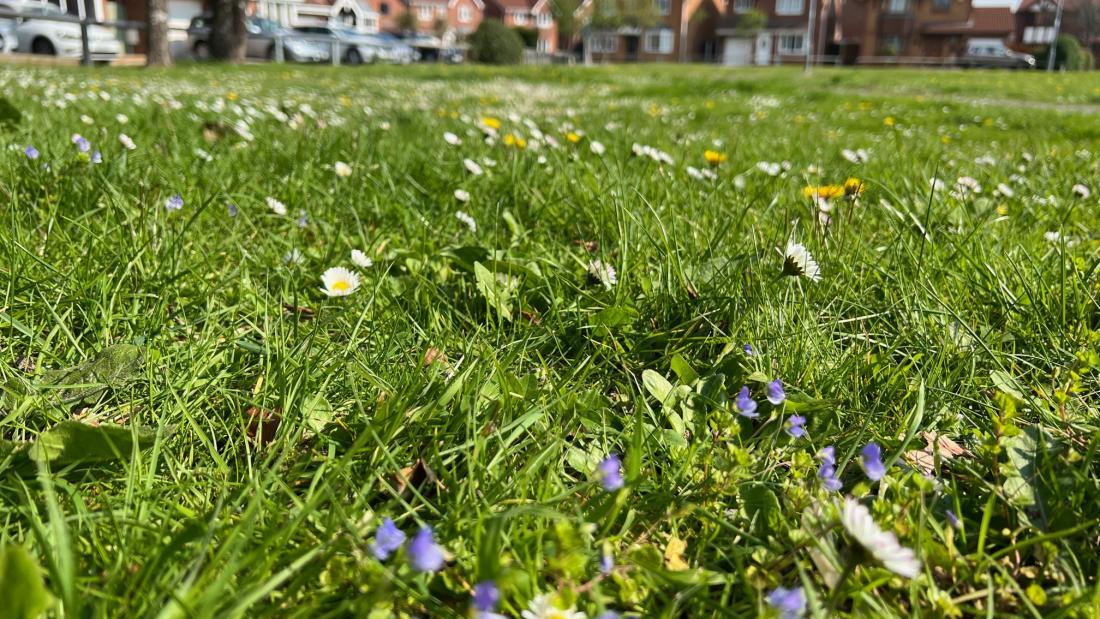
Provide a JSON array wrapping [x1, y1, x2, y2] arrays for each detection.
[[145, 0, 170, 66]]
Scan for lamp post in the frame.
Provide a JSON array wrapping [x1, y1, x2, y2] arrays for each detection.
[[804, 0, 818, 72], [1046, 0, 1063, 71]]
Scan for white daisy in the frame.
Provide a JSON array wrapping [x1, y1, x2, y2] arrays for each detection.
[[1072, 184, 1090, 199], [119, 134, 136, 150], [520, 594, 587, 619], [454, 189, 470, 203], [334, 161, 352, 178], [80, 114, 94, 125], [116, 113, 129, 124], [841, 148, 869, 164], [443, 131, 462, 146], [350, 249, 373, 268], [266, 197, 287, 216], [994, 183, 1014, 198], [320, 267, 360, 297], [756, 161, 781, 176], [588, 259, 617, 290], [840, 498, 921, 579], [463, 158, 483, 176], [590, 141, 605, 156], [782, 240, 821, 282], [283, 248, 303, 265], [456, 210, 477, 232]]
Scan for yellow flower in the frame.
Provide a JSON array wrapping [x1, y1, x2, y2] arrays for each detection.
[[503, 133, 527, 149], [704, 150, 726, 167], [566, 132, 581, 143], [227, 91, 238, 101], [884, 116, 896, 126], [481, 116, 502, 130], [803, 185, 845, 200], [843, 177, 864, 197]]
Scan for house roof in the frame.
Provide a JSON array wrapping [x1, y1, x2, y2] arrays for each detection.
[[921, 7, 1014, 35], [448, 0, 485, 10]]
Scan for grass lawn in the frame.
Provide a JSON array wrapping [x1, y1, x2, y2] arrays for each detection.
[[1, 63, 1099, 618]]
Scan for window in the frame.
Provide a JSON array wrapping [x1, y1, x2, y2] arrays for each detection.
[[932, 0, 949, 11], [536, 11, 551, 27], [459, 5, 470, 21], [1023, 26, 1054, 43], [590, 32, 618, 52], [380, 2, 389, 14], [513, 11, 528, 24], [878, 35, 902, 55], [885, 0, 908, 13], [777, 32, 805, 54], [734, 0, 753, 12], [654, 0, 670, 15], [643, 28, 674, 53], [775, 0, 802, 15], [418, 4, 432, 20], [537, 37, 550, 52]]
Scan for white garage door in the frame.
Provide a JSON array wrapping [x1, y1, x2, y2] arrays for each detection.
[[723, 38, 752, 66]]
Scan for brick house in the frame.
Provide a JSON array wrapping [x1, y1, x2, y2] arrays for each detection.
[[576, 0, 726, 62], [485, 0, 557, 52], [716, 0, 828, 65], [1015, 0, 1100, 65]]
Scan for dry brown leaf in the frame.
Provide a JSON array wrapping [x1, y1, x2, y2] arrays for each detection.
[[905, 432, 970, 474], [245, 405, 282, 445], [422, 347, 449, 368], [395, 459, 444, 496]]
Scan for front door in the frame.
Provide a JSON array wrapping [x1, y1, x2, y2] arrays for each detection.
[[625, 35, 639, 61], [723, 38, 752, 66], [754, 32, 772, 65]]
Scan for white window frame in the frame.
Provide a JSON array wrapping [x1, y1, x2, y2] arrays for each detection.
[[776, 32, 806, 54], [734, 0, 753, 12], [536, 11, 551, 27], [536, 37, 550, 52], [885, 0, 908, 13], [654, 0, 670, 15], [643, 28, 674, 54], [590, 32, 618, 53], [1023, 25, 1054, 44], [459, 5, 471, 22], [775, 0, 802, 15], [417, 4, 433, 20], [512, 10, 528, 24]]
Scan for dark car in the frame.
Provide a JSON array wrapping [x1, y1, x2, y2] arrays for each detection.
[[960, 41, 1036, 69], [187, 14, 330, 63]]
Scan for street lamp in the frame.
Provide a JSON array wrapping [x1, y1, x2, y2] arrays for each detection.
[[1046, 0, 1063, 71]]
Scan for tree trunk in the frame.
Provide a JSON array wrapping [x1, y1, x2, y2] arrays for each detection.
[[213, 0, 249, 61], [145, 0, 170, 66], [231, 0, 247, 61]]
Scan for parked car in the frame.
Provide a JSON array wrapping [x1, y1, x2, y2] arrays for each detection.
[[372, 32, 416, 63], [0, 14, 17, 53], [0, 0, 121, 60], [960, 41, 1036, 69], [187, 14, 330, 63], [293, 25, 384, 65]]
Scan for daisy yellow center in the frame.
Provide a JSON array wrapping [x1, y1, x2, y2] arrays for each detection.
[[332, 280, 350, 292]]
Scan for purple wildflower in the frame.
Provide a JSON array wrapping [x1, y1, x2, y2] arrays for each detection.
[[407, 526, 445, 573], [72, 134, 90, 153], [786, 415, 806, 438], [766, 379, 785, 405], [598, 454, 624, 491], [766, 586, 806, 619], [369, 517, 405, 561], [596, 613, 621, 619], [861, 442, 886, 481], [472, 581, 500, 612], [945, 509, 960, 530], [743, 343, 754, 356], [296, 211, 308, 228], [736, 386, 758, 418], [600, 552, 614, 574], [227, 203, 238, 217], [91, 151, 102, 164], [817, 446, 842, 491], [165, 194, 184, 211], [24, 145, 39, 160]]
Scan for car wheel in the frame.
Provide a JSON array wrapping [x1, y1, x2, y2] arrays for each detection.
[[193, 41, 210, 60], [345, 48, 361, 65], [31, 37, 56, 56]]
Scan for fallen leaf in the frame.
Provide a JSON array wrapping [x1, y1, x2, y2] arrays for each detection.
[[904, 432, 970, 474], [245, 406, 281, 445], [422, 347, 448, 368], [395, 459, 444, 496]]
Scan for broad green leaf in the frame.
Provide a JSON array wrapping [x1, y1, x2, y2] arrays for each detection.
[[40, 344, 144, 404], [741, 484, 782, 535], [473, 261, 513, 321], [642, 370, 673, 405], [670, 355, 698, 385], [1002, 425, 1040, 509], [26, 421, 156, 465], [0, 544, 50, 619], [590, 306, 638, 329]]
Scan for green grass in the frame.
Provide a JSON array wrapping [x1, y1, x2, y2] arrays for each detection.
[[1, 62, 1099, 618]]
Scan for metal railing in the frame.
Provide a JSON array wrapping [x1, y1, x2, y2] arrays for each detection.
[[0, 9, 144, 65]]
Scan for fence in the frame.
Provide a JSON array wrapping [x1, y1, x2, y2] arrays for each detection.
[[0, 8, 144, 65]]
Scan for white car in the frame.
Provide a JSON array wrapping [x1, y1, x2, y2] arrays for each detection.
[[0, 0, 121, 61]]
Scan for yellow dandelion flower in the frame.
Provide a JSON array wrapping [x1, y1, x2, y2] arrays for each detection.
[[704, 150, 727, 166], [481, 116, 502, 130], [566, 132, 581, 143], [884, 116, 896, 127], [843, 177, 864, 197], [227, 92, 238, 101], [803, 185, 845, 200]]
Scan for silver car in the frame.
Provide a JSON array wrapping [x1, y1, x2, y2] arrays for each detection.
[[293, 25, 386, 65], [0, 0, 121, 60], [187, 14, 330, 63]]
